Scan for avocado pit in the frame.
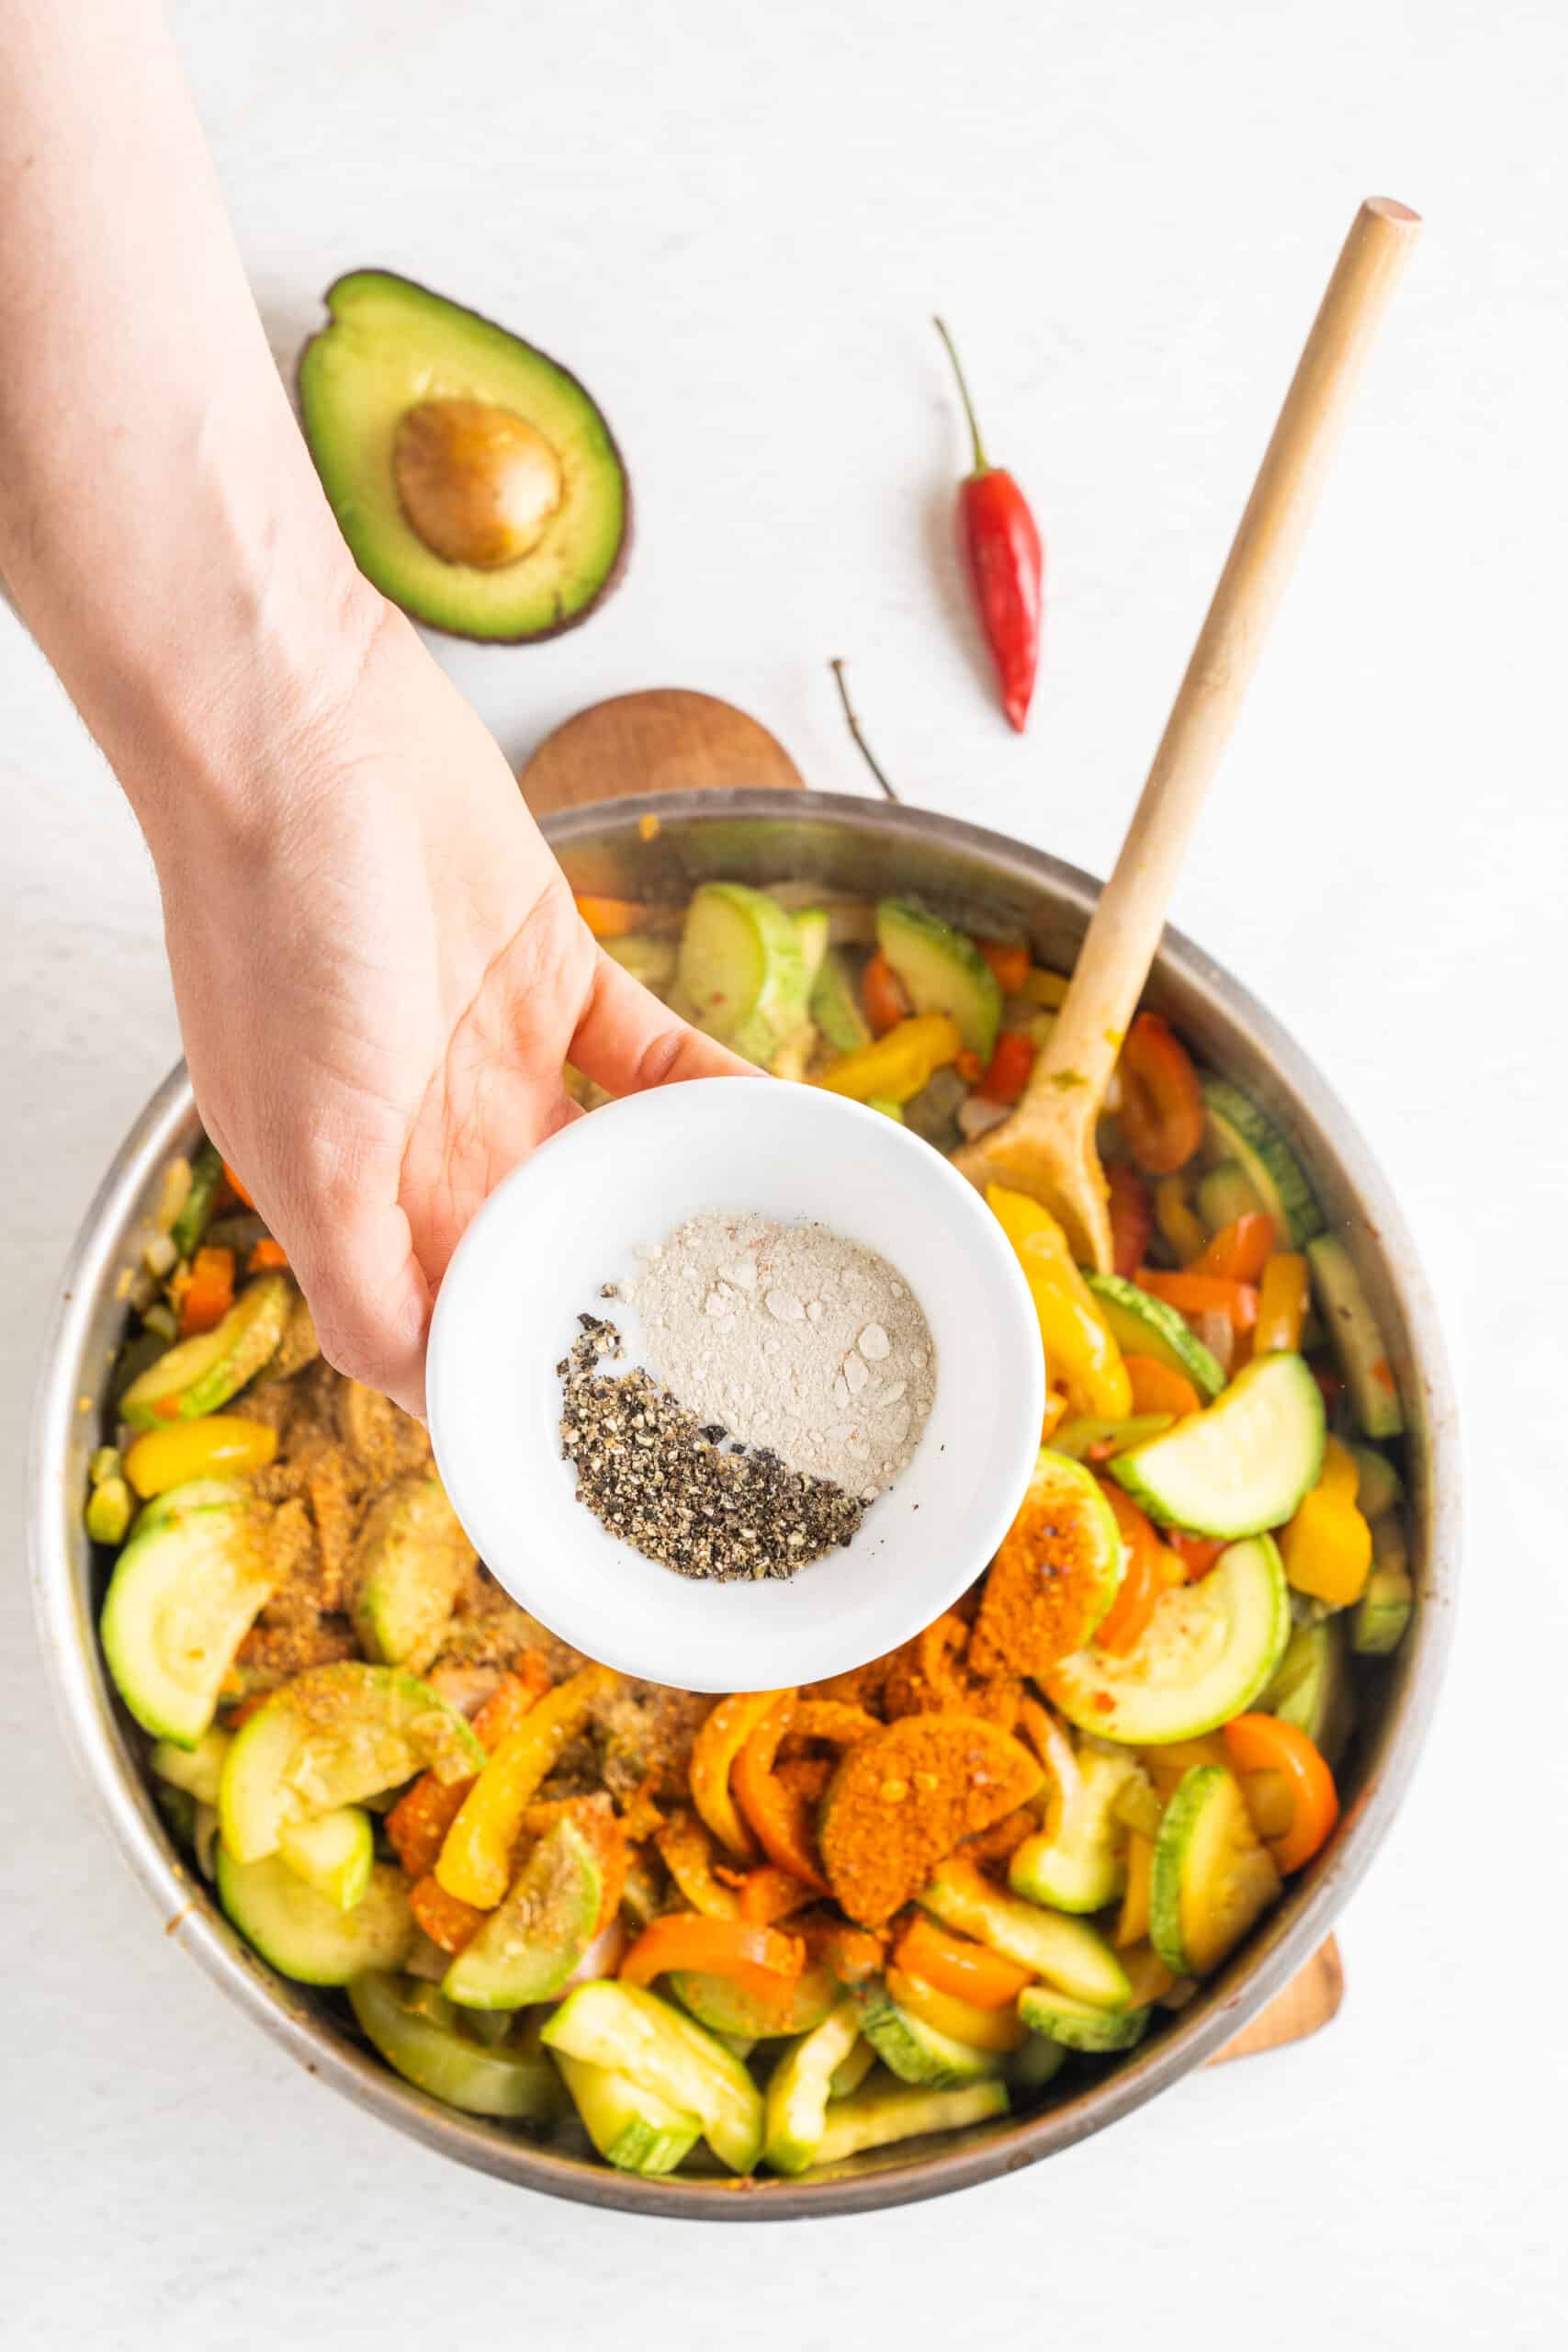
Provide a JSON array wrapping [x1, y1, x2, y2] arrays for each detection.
[[392, 397, 562, 571]]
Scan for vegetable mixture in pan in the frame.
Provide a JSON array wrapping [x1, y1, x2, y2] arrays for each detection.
[[89, 881, 1414, 2180]]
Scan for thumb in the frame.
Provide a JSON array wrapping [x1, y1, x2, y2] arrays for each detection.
[[570, 950, 761, 1095], [282, 1193, 434, 1419]]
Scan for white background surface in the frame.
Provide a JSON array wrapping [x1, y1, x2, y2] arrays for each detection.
[[5, 0, 1566, 2340]]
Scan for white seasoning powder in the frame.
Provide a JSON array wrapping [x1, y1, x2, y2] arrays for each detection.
[[620, 1211, 936, 1500]]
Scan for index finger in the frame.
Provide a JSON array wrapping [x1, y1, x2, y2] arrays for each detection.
[[570, 950, 761, 1096]]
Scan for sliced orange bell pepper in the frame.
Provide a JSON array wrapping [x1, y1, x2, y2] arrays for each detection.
[[1107, 1162, 1153, 1279], [976, 1029, 1036, 1104], [689, 1690, 789, 1859], [654, 1808, 739, 1919], [1117, 1013, 1205, 1174], [220, 1160, 254, 1208], [1223, 1714, 1339, 1873], [976, 939, 1031, 995], [1095, 1484, 1179, 1657], [1122, 1352, 1201, 1419], [894, 1913, 1032, 2008], [731, 1698, 831, 1893], [1166, 1531, 1228, 1578], [1255, 1251, 1310, 1353], [1153, 1173, 1209, 1265], [1137, 1269, 1258, 1330], [246, 1237, 288, 1272], [799, 1917, 886, 1984], [886, 1964, 1026, 2052], [1192, 1212, 1277, 1283], [1115, 1830, 1156, 1947], [861, 950, 910, 1035], [178, 1246, 235, 1338], [409, 1872, 487, 1956], [574, 894, 654, 939], [619, 1913, 804, 2009], [435, 1665, 617, 1907], [953, 1048, 985, 1084], [737, 1866, 816, 1926]]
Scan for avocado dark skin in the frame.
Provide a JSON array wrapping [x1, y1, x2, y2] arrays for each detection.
[[298, 269, 632, 646]]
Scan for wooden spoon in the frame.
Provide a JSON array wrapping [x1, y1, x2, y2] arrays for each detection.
[[953, 198, 1422, 1262]]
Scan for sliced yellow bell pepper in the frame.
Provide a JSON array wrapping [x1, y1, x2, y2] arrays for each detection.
[[812, 1014, 963, 1106], [884, 1964, 1027, 2052], [122, 1413, 277, 1498], [434, 1665, 617, 1907], [987, 1185, 1133, 1419], [1115, 1830, 1155, 1948], [1254, 1251, 1310, 1353], [1280, 1485, 1373, 1607], [1021, 966, 1070, 1010], [1316, 1433, 1360, 1505], [1153, 1175, 1208, 1265]]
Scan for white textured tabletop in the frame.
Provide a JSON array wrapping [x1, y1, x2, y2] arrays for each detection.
[[6, 1, 1565, 2341]]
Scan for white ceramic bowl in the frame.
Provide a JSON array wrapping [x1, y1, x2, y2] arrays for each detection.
[[425, 1075, 1043, 1690]]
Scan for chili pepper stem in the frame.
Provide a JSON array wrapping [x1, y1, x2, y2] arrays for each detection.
[[933, 316, 990, 475], [829, 659, 900, 802]]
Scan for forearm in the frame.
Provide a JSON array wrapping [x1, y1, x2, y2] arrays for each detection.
[[0, 0, 372, 848]]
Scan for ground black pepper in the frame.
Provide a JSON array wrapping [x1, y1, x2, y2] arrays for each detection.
[[558, 1316, 864, 1581]]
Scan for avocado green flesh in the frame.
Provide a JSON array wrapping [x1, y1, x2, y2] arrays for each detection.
[[299, 271, 628, 642]]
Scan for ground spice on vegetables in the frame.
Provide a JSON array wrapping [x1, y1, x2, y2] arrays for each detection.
[[558, 1317, 863, 1581]]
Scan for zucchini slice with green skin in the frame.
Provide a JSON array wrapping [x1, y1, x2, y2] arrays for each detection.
[[101, 1502, 276, 1747], [542, 1981, 764, 2174], [349, 1475, 473, 1673], [169, 1140, 222, 1259], [554, 2050, 703, 2176], [1259, 1617, 1354, 1768], [1196, 1161, 1264, 1234], [1047, 1535, 1290, 1745], [277, 1804, 375, 1912], [217, 1849, 413, 1984], [350, 1973, 562, 2121], [1201, 1080, 1325, 1246], [219, 1661, 485, 1863], [1350, 1445, 1404, 1520], [919, 1864, 1132, 2009], [1017, 1985, 1151, 2053], [1085, 1273, 1226, 1401], [1306, 1234, 1405, 1439], [791, 908, 830, 990], [602, 933, 678, 991], [129, 1476, 250, 1541], [150, 1725, 231, 1805], [763, 1995, 863, 2174], [1352, 1516, 1414, 1655], [675, 882, 811, 1068], [875, 900, 1001, 1060], [1008, 1747, 1150, 1914], [1006, 2030, 1069, 2093], [814, 2074, 1010, 2165], [810, 944, 873, 1055], [441, 1819, 602, 2009], [1149, 1764, 1280, 1978], [1111, 1353, 1325, 1537], [118, 1274, 291, 1430], [853, 1981, 1004, 2088], [670, 1959, 837, 2042]]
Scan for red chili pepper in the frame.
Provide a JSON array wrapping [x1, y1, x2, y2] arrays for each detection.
[[934, 317, 1043, 732]]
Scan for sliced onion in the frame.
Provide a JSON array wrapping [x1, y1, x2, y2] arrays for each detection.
[[956, 1094, 1011, 1141], [1196, 1308, 1235, 1376]]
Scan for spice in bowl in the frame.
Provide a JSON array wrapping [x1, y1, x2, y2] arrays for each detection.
[[558, 1211, 936, 1583]]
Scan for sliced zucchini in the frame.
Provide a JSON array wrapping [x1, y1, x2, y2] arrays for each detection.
[[829, 2036, 877, 2101], [217, 1849, 413, 1984], [150, 1725, 231, 1806], [675, 882, 811, 1068], [100, 1500, 276, 1747], [969, 1448, 1127, 1679], [1111, 1353, 1325, 1536], [853, 1980, 1004, 2088], [1017, 1984, 1151, 2053], [814, 2073, 1010, 2165], [1260, 1617, 1354, 1767], [1352, 1515, 1414, 1655], [1306, 1234, 1405, 1439], [130, 1476, 250, 1540], [792, 908, 831, 989], [1350, 1446, 1404, 1521], [1085, 1272, 1226, 1401], [1201, 1080, 1324, 1246], [349, 1474, 473, 1672], [809, 944, 873, 1055], [1149, 1764, 1280, 1977], [1196, 1161, 1264, 1234], [85, 1477, 134, 1545], [441, 1819, 602, 2009], [554, 2050, 703, 2175], [1006, 2029, 1069, 2093], [919, 1863, 1132, 2009], [349, 1973, 562, 2121], [875, 900, 1001, 1060], [670, 1959, 836, 2042], [169, 1140, 222, 1259], [277, 1804, 375, 1912], [602, 933, 678, 991], [542, 1980, 763, 2174], [1048, 1534, 1290, 1745], [219, 1661, 484, 1863], [118, 1273, 290, 1429], [763, 1996, 863, 2174], [1009, 1746, 1151, 1914]]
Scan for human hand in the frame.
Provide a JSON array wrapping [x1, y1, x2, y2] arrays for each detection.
[[147, 593, 750, 1415]]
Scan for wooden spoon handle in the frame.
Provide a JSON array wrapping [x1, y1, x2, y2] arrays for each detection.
[[1036, 198, 1422, 1102]]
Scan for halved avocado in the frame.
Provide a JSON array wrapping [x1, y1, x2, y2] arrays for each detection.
[[299, 270, 629, 642]]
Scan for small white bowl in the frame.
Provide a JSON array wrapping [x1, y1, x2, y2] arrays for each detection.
[[426, 1077, 1043, 1692]]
